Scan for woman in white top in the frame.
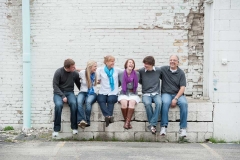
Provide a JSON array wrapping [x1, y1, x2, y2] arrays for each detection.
[[97, 55, 122, 127], [77, 60, 98, 129]]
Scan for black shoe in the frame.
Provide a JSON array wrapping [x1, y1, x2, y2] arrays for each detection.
[[105, 117, 110, 127], [109, 116, 114, 123]]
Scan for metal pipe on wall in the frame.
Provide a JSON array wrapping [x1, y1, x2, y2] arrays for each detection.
[[22, 0, 31, 130]]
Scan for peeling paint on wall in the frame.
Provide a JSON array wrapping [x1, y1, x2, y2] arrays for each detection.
[[186, 0, 205, 98]]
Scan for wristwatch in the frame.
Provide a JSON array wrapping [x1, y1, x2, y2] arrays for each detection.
[[174, 97, 178, 101]]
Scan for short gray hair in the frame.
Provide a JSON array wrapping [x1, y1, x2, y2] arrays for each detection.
[[169, 55, 179, 61]]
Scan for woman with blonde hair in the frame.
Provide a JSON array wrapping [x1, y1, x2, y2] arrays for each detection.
[[97, 55, 122, 127], [77, 60, 98, 129]]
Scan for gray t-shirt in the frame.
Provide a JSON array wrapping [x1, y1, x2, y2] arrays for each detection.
[[138, 67, 161, 94], [118, 71, 139, 95], [160, 66, 186, 94]]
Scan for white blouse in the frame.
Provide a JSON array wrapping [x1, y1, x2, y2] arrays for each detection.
[[97, 66, 123, 95], [79, 70, 97, 93]]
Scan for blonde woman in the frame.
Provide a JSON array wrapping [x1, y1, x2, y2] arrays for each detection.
[[77, 60, 98, 129], [97, 55, 122, 127]]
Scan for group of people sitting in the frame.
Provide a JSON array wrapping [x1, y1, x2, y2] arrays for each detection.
[[52, 55, 188, 138]]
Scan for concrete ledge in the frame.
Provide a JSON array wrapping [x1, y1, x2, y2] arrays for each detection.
[[56, 97, 213, 142]]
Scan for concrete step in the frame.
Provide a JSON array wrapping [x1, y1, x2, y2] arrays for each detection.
[[55, 97, 213, 142]]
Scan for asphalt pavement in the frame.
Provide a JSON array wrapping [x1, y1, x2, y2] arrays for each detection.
[[0, 141, 240, 160]]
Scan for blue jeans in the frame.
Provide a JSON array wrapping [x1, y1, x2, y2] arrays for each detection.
[[77, 92, 97, 125], [161, 93, 188, 128], [97, 94, 118, 117], [53, 92, 78, 132], [142, 94, 162, 127]]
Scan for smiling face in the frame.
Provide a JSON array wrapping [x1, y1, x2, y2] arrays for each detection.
[[124, 59, 135, 71], [90, 62, 97, 73], [106, 59, 115, 69], [65, 64, 76, 72], [144, 63, 153, 71], [169, 55, 179, 70]]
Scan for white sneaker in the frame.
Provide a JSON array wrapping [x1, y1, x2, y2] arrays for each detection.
[[160, 127, 167, 136], [72, 129, 78, 135], [179, 129, 187, 137], [52, 131, 59, 137]]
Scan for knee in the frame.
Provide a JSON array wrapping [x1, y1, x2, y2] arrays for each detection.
[[179, 100, 188, 108], [143, 102, 152, 108], [154, 99, 162, 106], [143, 101, 151, 107], [97, 96, 105, 103], [69, 101, 77, 109], [107, 97, 117, 104], [162, 98, 170, 104], [77, 100, 84, 106], [55, 102, 63, 110]]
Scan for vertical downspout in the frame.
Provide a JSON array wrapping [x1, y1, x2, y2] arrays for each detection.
[[22, 0, 31, 130]]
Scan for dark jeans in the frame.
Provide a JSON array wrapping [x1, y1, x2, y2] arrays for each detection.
[[97, 94, 118, 117], [53, 92, 78, 132], [77, 92, 97, 125]]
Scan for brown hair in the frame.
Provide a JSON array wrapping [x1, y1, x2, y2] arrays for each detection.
[[143, 56, 155, 66], [64, 59, 75, 68], [85, 60, 97, 88], [124, 59, 135, 69], [103, 55, 115, 64]]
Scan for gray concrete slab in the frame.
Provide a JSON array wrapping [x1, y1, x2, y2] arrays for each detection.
[[0, 141, 239, 160]]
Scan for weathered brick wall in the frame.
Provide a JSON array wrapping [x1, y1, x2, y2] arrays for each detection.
[[0, 0, 205, 126]]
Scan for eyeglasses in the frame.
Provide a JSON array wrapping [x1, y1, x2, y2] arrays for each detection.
[[169, 59, 178, 62]]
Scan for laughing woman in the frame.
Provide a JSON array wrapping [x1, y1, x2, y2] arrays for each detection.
[[97, 55, 122, 127], [118, 59, 140, 129], [77, 60, 98, 129]]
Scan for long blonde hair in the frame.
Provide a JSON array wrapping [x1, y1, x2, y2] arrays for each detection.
[[85, 60, 97, 89]]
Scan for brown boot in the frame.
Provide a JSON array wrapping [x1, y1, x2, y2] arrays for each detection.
[[121, 108, 128, 128], [121, 108, 128, 120], [124, 108, 134, 129]]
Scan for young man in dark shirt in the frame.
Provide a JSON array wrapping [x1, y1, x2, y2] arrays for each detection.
[[139, 56, 162, 134], [52, 59, 81, 137], [160, 55, 188, 137]]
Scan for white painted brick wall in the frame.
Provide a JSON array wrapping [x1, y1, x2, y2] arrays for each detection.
[[1, 0, 206, 129], [0, 0, 23, 125], [213, 0, 240, 141]]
